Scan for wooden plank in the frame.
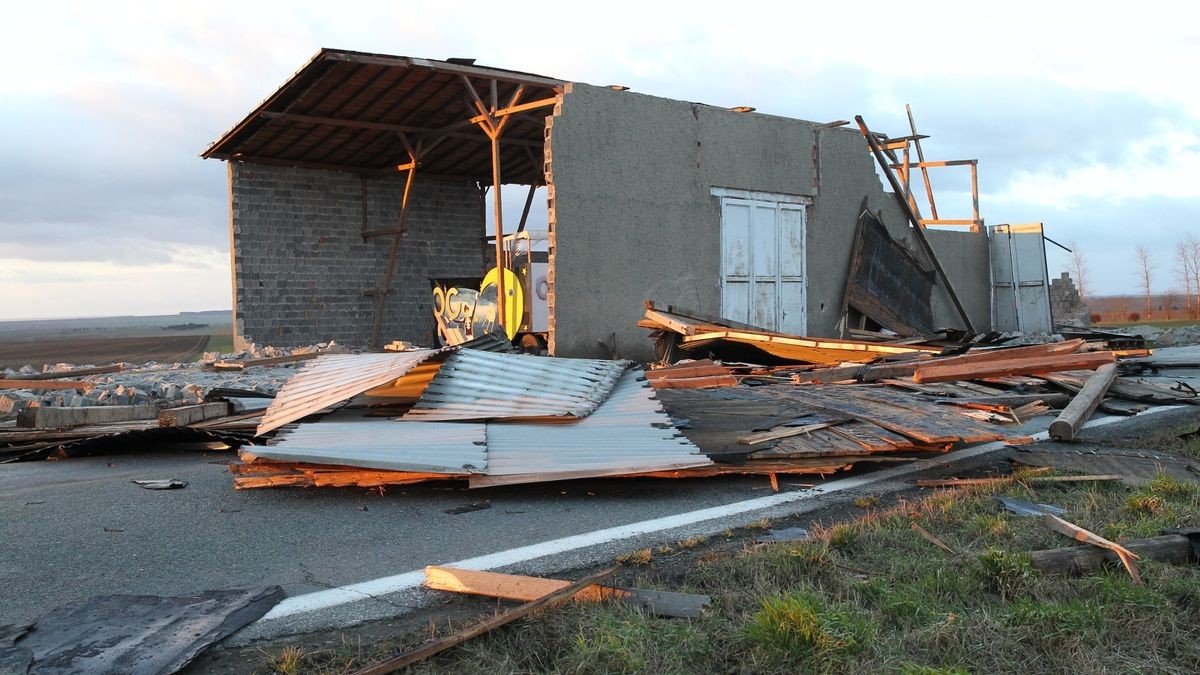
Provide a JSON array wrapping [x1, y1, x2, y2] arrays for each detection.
[[423, 567, 709, 618], [645, 362, 725, 380], [913, 351, 1115, 384], [16, 404, 159, 429], [792, 340, 1083, 385], [0, 379, 93, 392], [649, 375, 739, 389], [353, 567, 619, 674], [1029, 534, 1193, 576], [158, 402, 232, 428], [1044, 514, 1143, 585], [1049, 364, 1118, 441], [738, 420, 846, 445]]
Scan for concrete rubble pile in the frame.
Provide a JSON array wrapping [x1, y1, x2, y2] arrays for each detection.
[[0, 343, 342, 462]]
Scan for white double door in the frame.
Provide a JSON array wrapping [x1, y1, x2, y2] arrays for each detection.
[[718, 194, 807, 334]]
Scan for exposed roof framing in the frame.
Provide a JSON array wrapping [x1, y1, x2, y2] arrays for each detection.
[[202, 49, 565, 183]]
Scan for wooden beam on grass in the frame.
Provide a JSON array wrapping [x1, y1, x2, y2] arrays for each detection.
[[912, 350, 1115, 384], [423, 566, 709, 618], [1029, 534, 1194, 576], [911, 522, 956, 554], [1044, 514, 1143, 585], [1049, 363, 1118, 441], [353, 567, 619, 674], [915, 473, 1120, 488]]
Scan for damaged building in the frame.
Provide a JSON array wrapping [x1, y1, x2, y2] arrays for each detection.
[[203, 48, 1051, 361]]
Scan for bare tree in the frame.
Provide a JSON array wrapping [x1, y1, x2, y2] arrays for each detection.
[[1179, 241, 1196, 319], [1135, 245, 1154, 319], [1068, 240, 1089, 300], [1188, 234, 1200, 319]]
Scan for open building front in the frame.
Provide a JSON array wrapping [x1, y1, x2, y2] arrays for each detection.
[[204, 48, 1050, 362]]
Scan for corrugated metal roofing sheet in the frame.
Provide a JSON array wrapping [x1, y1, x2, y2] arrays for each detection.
[[257, 417, 486, 474], [257, 351, 442, 436], [403, 350, 631, 422], [476, 368, 710, 486]]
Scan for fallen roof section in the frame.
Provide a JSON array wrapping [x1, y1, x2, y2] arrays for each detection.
[[403, 349, 631, 421], [255, 417, 487, 474], [256, 350, 444, 435], [473, 368, 709, 487]]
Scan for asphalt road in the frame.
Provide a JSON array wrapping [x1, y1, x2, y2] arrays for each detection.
[[4, 346, 1197, 641]]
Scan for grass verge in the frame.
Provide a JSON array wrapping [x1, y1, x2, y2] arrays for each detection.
[[259, 469, 1200, 674]]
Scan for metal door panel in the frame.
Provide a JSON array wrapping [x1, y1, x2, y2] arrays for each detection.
[[720, 194, 807, 335], [990, 223, 1051, 333]]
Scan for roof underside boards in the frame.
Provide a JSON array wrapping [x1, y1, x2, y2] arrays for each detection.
[[256, 417, 487, 474], [402, 349, 633, 421], [476, 369, 711, 486], [256, 350, 445, 435], [202, 48, 564, 183]]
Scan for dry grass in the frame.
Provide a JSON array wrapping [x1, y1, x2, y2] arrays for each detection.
[[259, 468, 1200, 674]]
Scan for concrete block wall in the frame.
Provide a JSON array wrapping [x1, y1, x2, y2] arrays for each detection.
[[546, 83, 992, 360], [229, 163, 483, 348], [1049, 272, 1091, 326]]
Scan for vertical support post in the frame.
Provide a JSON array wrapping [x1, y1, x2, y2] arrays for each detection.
[[970, 160, 981, 233], [906, 104, 939, 220], [490, 132, 507, 333], [369, 150, 419, 350], [901, 142, 917, 221]]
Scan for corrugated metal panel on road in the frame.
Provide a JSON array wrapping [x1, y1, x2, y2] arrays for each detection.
[[479, 368, 710, 485], [403, 349, 631, 421], [257, 351, 443, 436], [259, 417, 486, 474]]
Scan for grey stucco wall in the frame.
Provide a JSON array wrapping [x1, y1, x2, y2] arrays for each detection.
[[229, 163, 483, 348], [546, 83, 992, 360]]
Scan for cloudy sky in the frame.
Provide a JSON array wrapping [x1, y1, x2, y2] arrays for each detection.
[[2, 1, 1197, 319]]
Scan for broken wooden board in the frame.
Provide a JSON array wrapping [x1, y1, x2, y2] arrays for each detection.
[[423, 566, 710, 618], [1044, 514, 1143, 585], [0, 379, 94, 392], [761, 385, 1031, 446], [912, 351, 1115, 383], [681, 330, 940, 365], [354, 567, 619, 674], [229, 459, 463, 489]]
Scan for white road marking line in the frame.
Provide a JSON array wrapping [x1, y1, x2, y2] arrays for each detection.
[[259, 406, 1185, 621]]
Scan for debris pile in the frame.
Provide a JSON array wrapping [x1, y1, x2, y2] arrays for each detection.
[[0, 343, 338, 463]]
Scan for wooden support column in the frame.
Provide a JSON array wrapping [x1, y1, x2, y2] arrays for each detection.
[[369, 139, 420, 350], [969, 161, 981, 233], [856, 115, 977, 333], [463, 76, 526, 334], [906, 104, 939, 220]]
